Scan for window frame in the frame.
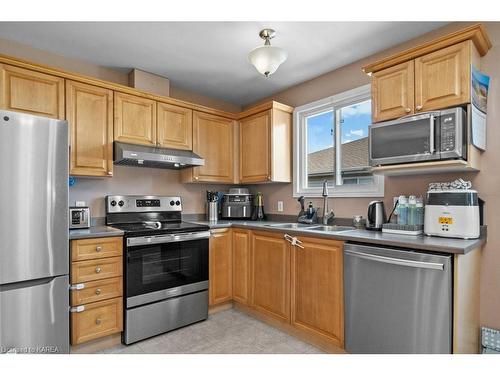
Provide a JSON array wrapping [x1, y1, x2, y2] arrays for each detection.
[[292, 84, 384, 198]]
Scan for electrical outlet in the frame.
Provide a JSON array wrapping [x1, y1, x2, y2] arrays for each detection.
[[75, 201, 86, 207], [277, 201, 284, 212]]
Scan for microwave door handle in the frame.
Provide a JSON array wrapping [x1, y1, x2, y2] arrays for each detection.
[[429, 114, 435, 154]]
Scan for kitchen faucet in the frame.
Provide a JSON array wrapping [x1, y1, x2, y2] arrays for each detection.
[[322, 180, 335, 225]]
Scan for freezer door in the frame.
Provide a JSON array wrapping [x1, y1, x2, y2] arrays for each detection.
[[0, 110, 68, 284], [344, 243, 453, 354], [0, 275, 69, 354]]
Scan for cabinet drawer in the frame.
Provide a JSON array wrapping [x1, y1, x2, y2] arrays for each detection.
[[71, 277, 123, 306], [71, 256, 122, 284], [71, 297, 123, 345], [71, 236, 123, 261]]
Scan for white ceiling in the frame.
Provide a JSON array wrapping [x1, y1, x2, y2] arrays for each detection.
[[0, 22, 447, 107]]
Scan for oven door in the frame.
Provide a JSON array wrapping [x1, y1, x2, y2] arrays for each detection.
[[126, 232, 209, 308], [370, 112, 440, 166]]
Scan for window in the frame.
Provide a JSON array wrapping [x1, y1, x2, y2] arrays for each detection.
[[293, 84, 384, 197]]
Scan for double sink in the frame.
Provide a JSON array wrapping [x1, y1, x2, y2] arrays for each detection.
[[262, 222, 356, 233]]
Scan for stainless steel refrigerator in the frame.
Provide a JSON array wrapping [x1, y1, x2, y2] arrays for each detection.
[[0, 110, 69, 354]]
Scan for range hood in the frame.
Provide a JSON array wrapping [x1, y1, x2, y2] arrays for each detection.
[[114, 142, 205, 169]]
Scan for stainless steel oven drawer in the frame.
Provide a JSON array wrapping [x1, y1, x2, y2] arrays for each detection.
[[124, 289, 208, 344]]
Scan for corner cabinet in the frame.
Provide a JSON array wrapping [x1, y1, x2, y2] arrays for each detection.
[[114, 92, 157, 146], [239, 102, 293, 183], [0, 64, 64, 119], [209, 228, 233, 306], [182, 111, 235, 183], [66, 80, 114, 177], [291, 236, 344, 348]]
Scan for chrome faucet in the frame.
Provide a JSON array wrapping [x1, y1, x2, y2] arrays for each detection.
[[322, 180, 335, 225]]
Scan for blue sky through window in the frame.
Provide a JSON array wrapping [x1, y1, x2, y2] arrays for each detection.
[[307, 100, 371, 153]]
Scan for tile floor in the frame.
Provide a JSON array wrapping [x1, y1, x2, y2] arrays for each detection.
[[98, 308, 325, 354]]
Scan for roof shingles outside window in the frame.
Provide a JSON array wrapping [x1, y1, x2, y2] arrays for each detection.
[[307, 137, 369, 176]]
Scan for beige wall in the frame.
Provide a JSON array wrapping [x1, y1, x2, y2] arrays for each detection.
[[249, 22, 500, 330], [0, 36, 240, 113]]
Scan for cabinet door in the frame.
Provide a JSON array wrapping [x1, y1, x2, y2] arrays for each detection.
[[114, 92, 156, 145], [232, 229, 251, 305], [240, 111, 271, 183], [66, 80, 113, 177], [415, 41, 470, 112], [157, 102, 193, 150], [209, 229, 232, 306], [0, 64, 64, 119], [372, 61, 414, 123], [189, 111, 234, 183], [291, 237, 344, 347], [251, 231, 290, 323]]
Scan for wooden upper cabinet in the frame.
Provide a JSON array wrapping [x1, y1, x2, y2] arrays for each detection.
[[182, 111, 234, 183], [66, 80, 114, 177], [239, 104, 292, 183], [209, 229, 232, 306], [291, 237, 344, 348], [0, 64, 64, 119], [232, 229, 251, 305], [240, 111, 271, 183], [114, 92, 156, 146], [157, 102, 193, 150], [251, 231, 290, 323], [371, 61, 414, 123], [415, 41, 471, 112]]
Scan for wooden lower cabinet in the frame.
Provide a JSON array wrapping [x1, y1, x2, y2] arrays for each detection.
[[232, 229, 251, 305], [70, 236, 124, 346], [71, 297, 123, 345], [291, 236, 344, 347], [209, 228, 233, 306], [250, 231, 291, 323]]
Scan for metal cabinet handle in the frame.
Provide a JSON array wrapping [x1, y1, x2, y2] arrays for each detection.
[[95, 267, 102, 274], [416, 105, 423, 111], [96, 246, 102, 252], [95, 288, 101, 295], [95, 318, 102, 325]]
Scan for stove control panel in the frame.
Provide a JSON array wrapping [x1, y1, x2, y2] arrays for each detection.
[[106, 195, 182, 213]]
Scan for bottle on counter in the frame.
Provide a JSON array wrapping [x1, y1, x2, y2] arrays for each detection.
[[416, 196, 424, 226], [397, 195, 408, 225], [307, 202, 314, 219], [408, 195, 417, 225]]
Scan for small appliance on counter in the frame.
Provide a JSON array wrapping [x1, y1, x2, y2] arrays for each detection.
[[424, 179, 482, 239], [221, 188, 253, 219], [69, 206, 91, 229], [365, 201, 387, 230], [252, 192, 266, 221]]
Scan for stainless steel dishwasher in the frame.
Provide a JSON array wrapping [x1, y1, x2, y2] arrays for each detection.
[[344, 243, 453, 354]]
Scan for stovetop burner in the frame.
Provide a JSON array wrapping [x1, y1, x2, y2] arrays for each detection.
[[109, 220, 209, 237]]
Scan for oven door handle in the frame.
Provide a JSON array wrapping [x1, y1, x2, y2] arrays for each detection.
[[127, 230, 211, 247]]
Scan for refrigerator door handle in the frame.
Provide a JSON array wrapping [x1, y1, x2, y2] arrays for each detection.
[[344, 249, 444, 270]]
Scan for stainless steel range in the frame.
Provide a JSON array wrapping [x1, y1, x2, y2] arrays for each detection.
[[105, 195, 210, 345]]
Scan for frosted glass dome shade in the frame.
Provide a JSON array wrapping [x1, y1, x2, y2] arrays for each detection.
[[248, 45, 288, 77]]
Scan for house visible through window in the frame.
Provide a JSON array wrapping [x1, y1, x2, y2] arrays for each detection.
[[293, 85, 384, 197]]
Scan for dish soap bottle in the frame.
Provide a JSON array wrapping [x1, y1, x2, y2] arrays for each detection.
[[252, 192, 266, 221], [307, 202, 314, 219]]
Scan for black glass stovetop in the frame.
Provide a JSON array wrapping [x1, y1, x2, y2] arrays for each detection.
[[109, 221, 210, 237]]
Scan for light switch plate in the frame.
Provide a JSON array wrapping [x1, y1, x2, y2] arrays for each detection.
[[277, 201, 284, 212], [75, 201, 86, 207]]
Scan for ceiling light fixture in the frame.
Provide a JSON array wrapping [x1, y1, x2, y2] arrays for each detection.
[[248, 28, 288, 77]]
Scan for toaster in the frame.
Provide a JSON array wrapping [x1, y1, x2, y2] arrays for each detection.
[[69, 206, 91, 229], [424, 189, 480, 239]]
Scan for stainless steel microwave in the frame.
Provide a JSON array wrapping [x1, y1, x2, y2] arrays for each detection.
[[369, 107, 467, 166]]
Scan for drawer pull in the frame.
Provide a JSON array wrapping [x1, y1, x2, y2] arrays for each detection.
[[96, 246, 102, 252], [95, 318, 102, 325], [95, 288, 101, 295], [95, 267, 102, 274]]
